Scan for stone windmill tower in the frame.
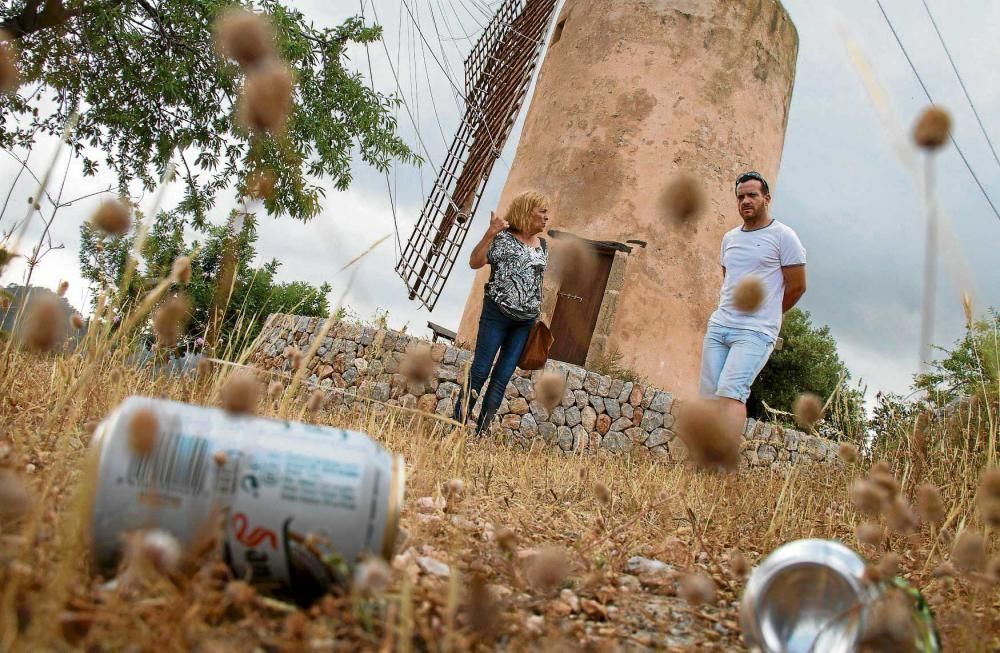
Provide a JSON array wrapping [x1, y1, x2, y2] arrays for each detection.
[[400, 0, 798, 395]]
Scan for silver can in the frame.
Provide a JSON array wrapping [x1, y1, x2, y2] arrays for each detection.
[[89, 396, 405, 602], [740, 539, 876, 653]]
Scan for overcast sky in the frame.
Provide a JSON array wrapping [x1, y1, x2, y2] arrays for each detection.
[[2, 0, 998, 403]]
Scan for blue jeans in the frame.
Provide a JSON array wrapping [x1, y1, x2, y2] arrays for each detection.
[[699, 323, 775, 403], [454, 297, 534, 431]]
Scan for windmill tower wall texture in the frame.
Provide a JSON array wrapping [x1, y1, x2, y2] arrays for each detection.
[[456, 0, 798, 395]]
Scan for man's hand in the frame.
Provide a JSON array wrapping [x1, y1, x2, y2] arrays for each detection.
[[487, 211, 509, 236], [781, 265, 806, 312]]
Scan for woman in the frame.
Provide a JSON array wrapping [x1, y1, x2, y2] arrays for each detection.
[[455, 190, 550, 433]]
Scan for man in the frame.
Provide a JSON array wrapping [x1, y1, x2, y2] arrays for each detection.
[[699, 170, 807, 435]]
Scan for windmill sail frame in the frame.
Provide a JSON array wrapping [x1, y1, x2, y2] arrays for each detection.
[[396, 0, 559, 311]]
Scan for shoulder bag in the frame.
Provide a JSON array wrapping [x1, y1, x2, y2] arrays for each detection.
[[517, 237, 553, 370]]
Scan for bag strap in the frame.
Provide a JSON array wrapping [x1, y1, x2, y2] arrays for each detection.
[[539, 237, 547, 253]]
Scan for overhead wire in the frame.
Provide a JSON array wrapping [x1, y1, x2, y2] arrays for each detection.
[[401, 0, 513, 170], [359, 0, 404, 260], [367, 0, 440, 173], [874, 0, 1000, 222], [919, 0, 1000, 171]]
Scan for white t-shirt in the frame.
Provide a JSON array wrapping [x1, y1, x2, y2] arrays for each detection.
[[708, 219, 806, 339]]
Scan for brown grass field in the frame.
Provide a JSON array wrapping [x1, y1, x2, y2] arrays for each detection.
[[0, 340, 997, 652]]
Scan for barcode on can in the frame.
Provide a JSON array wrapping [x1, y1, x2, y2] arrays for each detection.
[[127, 430, 210, 496]]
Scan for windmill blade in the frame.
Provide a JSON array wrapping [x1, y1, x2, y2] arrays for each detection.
[[396, 0, 559, 311]]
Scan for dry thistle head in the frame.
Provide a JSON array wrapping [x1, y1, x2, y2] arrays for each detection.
[[267, 380, 283, 400], [91, 199, 132, 236], [246, 168, 277, 200], [986, 556, 1000, 583], [353, 557, 391, 594], [525, 546, 570, 594], [678, 572, 715, 606], [916, 482, 945, 524], [70, 313, 85, 330], [0, 469, 32, 526], [220, 371, 262, 415], [306, 389, 324, 413], [729, 550, 749, 578], [856, 522, 883, 548], [171, 256, 192, 285], [675, 399, 739, 470], [793, 392, 824, 429], [870, 460, 891, 476], [283, 345, 304, 371], [225, 580, 257, 609], [443, 477, 465, 500], [912, 105, 952, 150], [197, 357, 213, 380], [152, 294, 190, 347], [931, 561, 955, 578], [534, 372, 566, 411], [213, 7, 275, 68], [951, 530, 986, 573], [238, 60, 294, 135], [660, 172, 706, 224], [869, 470, 901, 500], [549, 236, 599, 287], [128, 407, 158, 456], [838, 442, 859, 463], [212, 450, 227, 467], [877, 552, 900, 579], [858, 590, 916, 651], [400, 343, 435, 383], [57, 280, 69, 297], [0, 32, 18, 93], [592, 480, 612, 505], [978, 497, 1000, 531], [464, 573, 499, 636], [978, 468, 1000, 500], [0, 288, 12, 310], [732, 276, 765, 313], [962, 292, 974, 327], [851, 479, 888, 515], [19, 293, 67, 353], [496, 526, 518, 553]]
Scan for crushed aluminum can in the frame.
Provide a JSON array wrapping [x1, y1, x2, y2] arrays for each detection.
[[740, 539, 876, 652], [740, 539, 940, 653], [89, 396, 405, 603]]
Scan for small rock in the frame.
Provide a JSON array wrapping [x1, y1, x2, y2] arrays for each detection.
[[526, 614, 545, 635], [416, 496, 446, 513], [416, 555, 450, 577], [581, 598, 608, 620], [559, 588, 581, 612], [547, 599, 573, 618], [625, 556, 672, 575]]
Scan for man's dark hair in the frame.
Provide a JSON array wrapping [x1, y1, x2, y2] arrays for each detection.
[[735, 171, 770, 196]]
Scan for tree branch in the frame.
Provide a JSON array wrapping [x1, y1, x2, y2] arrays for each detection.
[[1, 0, 80, 39]]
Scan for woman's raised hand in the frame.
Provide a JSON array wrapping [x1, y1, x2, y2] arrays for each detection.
[[488, 211, 509, 236]]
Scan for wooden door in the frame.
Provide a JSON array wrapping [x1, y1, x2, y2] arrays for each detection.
[[548, 248, 614, 366]]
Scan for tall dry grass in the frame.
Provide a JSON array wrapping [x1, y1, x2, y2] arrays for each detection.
[[0, 335, 996, 651]]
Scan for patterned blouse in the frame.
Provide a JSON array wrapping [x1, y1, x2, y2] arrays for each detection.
[[485, 230, 548, 321]]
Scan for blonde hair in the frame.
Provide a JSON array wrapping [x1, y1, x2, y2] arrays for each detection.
[[504, 191, 549, 233]]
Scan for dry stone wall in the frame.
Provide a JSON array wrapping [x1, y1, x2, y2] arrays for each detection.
[[249, 314, 841, 468]]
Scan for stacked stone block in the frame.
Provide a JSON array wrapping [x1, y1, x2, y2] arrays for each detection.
[[250, 314, 841, 469]]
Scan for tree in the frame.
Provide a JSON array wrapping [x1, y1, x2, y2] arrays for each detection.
[[79, 209, 330, 352], [914, 309, 1000, 408], [0, 0, 419, 224], [749, 308, 865, 438]]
